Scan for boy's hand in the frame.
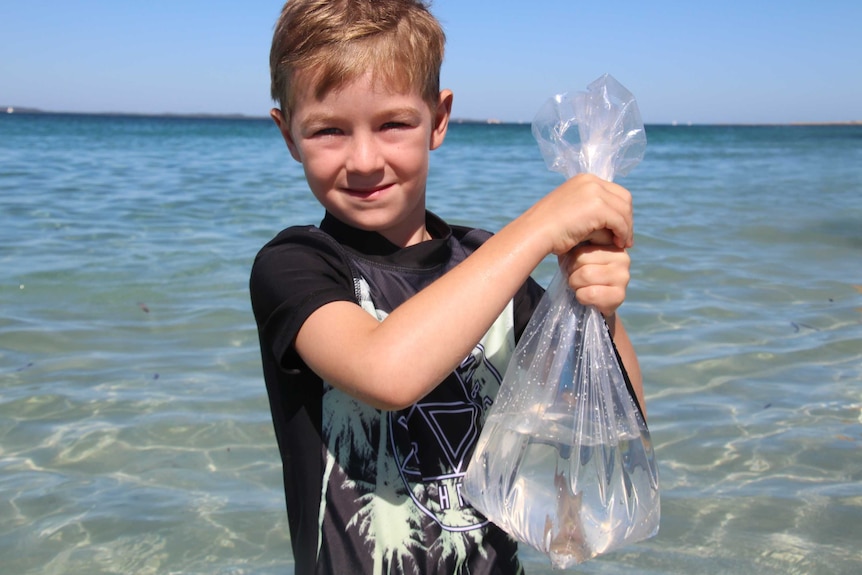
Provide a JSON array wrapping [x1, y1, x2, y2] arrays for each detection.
[[529, 173, 633, 256], [559, 230, 631, 319]]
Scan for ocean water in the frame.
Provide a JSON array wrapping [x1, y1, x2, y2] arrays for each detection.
[[1, 113, 860, 574]]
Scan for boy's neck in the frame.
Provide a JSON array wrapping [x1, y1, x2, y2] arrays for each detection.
[[321, 211, 445, 252], [380, 224, 431, 248]]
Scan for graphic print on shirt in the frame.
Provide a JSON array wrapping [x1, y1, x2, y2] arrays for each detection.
[[389, 341, 504, 531], [318, 276, 516, 573]]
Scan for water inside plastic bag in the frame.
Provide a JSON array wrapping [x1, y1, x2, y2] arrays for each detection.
[[469, 409, 659, 568]]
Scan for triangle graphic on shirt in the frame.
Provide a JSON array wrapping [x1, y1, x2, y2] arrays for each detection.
[[422, 404, 480, 473]]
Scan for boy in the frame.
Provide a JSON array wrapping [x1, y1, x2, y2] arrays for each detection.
[[250, 1, 644, 573]]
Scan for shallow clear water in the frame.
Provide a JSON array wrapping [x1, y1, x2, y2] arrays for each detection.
[[1, 114, 861, 574]]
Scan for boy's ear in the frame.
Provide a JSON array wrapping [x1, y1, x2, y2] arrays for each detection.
[[270, 108, 302, 162], [429, 89, 454, 151]]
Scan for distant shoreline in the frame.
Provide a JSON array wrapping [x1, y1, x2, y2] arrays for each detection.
[[3, 106, 861, 127], [2, 106, 266, 121]]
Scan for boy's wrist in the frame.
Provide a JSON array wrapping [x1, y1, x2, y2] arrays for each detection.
[[511, 202, 558, 259]]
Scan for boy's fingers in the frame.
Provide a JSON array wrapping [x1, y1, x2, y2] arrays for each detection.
[[572, 285, 627, 317], [560, 244, 631, 276], [584, 229, 616, 246], [596, 181, 633, 247]]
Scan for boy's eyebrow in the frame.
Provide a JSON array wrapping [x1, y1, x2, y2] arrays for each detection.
[[378, 106, 424, 119], [295, 112, 336, 128]]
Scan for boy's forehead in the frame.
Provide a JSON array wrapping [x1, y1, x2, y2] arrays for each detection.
[[290, 66, 419, 108]]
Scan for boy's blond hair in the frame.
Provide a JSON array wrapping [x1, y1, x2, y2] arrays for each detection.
[[270, 0, 445, 118]]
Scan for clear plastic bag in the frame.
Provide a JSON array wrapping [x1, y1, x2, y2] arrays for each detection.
[[463, 75, 660, 568]]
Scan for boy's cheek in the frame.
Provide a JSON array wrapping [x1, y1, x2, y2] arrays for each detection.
[[287, 141, 303, 163]]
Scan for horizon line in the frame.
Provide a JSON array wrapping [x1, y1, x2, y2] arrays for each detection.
[[3, 106, 861, 127]]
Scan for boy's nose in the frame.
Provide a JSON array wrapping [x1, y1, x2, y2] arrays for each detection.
[[346, 133, 384, 174]]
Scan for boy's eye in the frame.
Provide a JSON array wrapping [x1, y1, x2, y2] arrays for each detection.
[[381, 121, 410, 130], [313, 127, 342, 137]]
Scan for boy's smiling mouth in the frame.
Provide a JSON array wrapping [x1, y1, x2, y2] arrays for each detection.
[[343, 183, 393, 198]]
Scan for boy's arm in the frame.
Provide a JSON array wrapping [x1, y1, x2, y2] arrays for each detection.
[[295, 174, 636, 411], [607, 314, 645, 418], [561, 235, 645, 416]]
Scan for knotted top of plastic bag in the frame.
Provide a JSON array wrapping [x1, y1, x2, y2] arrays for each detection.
[[531, 74, 646, 182]]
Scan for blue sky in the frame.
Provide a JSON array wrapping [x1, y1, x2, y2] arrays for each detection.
[[2, 0, 860, 124]]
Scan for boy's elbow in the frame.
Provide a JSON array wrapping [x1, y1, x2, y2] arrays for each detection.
[[367, 396, 416, 412], [359, 377, 428, 412], [350, 393, 416, 412], [346, 363, 435, 412]]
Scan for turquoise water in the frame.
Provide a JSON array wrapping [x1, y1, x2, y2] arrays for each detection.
[[2, 113, 861, 574]]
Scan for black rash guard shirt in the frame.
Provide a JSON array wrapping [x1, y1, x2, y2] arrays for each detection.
[[250, 211, 543, 575]]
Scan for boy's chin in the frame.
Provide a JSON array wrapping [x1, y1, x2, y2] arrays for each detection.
[[331, 205, 429, 244]]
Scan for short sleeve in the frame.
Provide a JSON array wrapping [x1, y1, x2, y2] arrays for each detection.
[[249, 227, 357, 371]]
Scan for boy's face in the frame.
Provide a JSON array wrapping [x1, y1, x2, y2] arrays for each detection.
[[272, 71, 453, 247]]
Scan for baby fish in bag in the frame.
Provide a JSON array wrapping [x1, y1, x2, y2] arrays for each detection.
[[463, 75, 660, 569]]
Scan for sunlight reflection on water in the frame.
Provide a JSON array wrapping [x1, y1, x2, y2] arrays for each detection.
[[1, 117, 860, 574]]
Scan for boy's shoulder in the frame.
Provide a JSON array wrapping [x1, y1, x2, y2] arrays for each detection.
[[251, 223, 352, 283], [259, 223, 332, 250], [452, 224, 492, 252], [253, 223, 346, 267]]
